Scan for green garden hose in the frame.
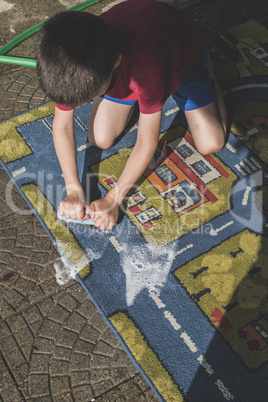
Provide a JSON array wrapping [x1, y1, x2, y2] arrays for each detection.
[[0, 0, 103, 68]]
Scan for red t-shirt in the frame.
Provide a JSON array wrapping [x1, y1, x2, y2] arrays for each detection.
[[55, 0, 206, 114]]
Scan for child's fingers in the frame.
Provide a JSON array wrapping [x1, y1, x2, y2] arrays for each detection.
[[86, 204, 95, 219], [76, 206, 86, 221], [81, 207, 91, 222]]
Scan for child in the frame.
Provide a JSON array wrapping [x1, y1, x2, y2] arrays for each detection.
[[35, 0, 227, 231]]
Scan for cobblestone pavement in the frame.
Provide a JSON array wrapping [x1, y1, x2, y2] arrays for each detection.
[[1, 0, 267, 401]]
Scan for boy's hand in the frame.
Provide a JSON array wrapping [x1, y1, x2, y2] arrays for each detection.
[[59, 190, 90, 221], [87, 194, 119, 231]]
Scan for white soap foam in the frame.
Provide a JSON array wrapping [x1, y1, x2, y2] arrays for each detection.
[[120, 242, 176, 306], [54, 238, 106, 285], [54, 233, 177, 306]]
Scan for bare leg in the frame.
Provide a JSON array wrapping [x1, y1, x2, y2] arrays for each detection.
[[184, 62, 228, 156], [88, 96, 135, 149], [185, 100, 226, 155]]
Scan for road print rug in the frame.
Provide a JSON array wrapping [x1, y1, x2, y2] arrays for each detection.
[[0, 21, 268, 401]]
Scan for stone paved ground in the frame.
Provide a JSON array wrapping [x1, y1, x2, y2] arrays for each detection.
[[0, 0, 267, 401]]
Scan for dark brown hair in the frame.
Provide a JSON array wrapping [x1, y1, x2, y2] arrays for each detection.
[[35, 11, 119, 106]]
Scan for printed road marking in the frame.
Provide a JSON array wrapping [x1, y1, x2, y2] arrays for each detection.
[[250, 156, 261, 169], [12, 167, 26, 177], [74, 115, 87, 132], [42, 118, 52, 133], [77, 142, 92, 152], [244, 158, 257, 171], [172, 244, 193, 259], [210, 221, 234, 236], [164, 311, 181, 331], [215, 379, 234, 401], [128, 123, 138, 133], [231, 83, 268, 92], [226, 143, 236, 153], [149, 292, 166, 308], [165, 107, 180, 116], [109, 236, 123, 253], [240, 161, 251, 174], [197, 355, 214, 376], [242, 186, 251, 206], [150, 293, 233, 400], [180, 332, 198, 353], [235, 163, 247, 176]]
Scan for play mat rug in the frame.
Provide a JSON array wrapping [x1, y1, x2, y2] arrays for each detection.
[[0, 21, 268, 401]]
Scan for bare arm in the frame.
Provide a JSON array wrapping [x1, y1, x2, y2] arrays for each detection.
[[87, 110, 162, 230], [52, 107, 90, 220]]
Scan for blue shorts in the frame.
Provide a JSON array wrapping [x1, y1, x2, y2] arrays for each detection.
[[101, 46, 215, 111], [172, 45, 216, 111]]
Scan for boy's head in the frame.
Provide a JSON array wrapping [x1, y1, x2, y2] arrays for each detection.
[[35, 11, 120, 106]]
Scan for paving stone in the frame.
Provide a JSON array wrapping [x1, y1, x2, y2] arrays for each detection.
[[90, 353, 111, 368], [93, 340, 115, 357], [33, 236, 51, 251], [49, 359, 70, 376], [100, 328, 120, 348], [73, 339, 94, 355], [34, 337, 54, 354], [21, 262, 43, 279], [90, 312, 110, 333], [30, 353, 50, 372], [70, 371, 91, 387], [72, 384, 95, 401], [0, 237, 16, 250], [52, 345, 72, 360], [0, 320, 11, 338], [23, 305, 43, 325], [92, 378, 114, 396], [29, 373, 50, 397], [53, 394, 73, 402], [3, 289, 25, 311], [38, 319, 61, 339], [90, 368, 110, 384], [1, 227, 17, 238], [5, 347, 26, 369], [55, 328, 78, 348], [16, 234, 34, 247], [0, 298, 15, 318], [0, 251, 12, 264], [29, 249, 50, 265], [70, 352, 91, 371], [49, 304, 70, 324], [0, 334, 18, 354], [76, 298, 97, 320], [0, 378, 23, 402], [64, 312, 87, 333], [67, 283, 89, 303], [50, 375, 71, 395], [13, 276, 35, 296], [12, 362, 28, 383], [29, 320, 43, 337], [58, 292, 79, 312], [6, 313, 27, 333], [109, 367, 130, 385], [14, 246, 32, 258], [80, 324, 101, 344], [38, 297, 55, 316]]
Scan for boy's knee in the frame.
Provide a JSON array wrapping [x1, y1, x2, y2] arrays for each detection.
[[196, 136, 225, 155], [88, 129, 114, 149]]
